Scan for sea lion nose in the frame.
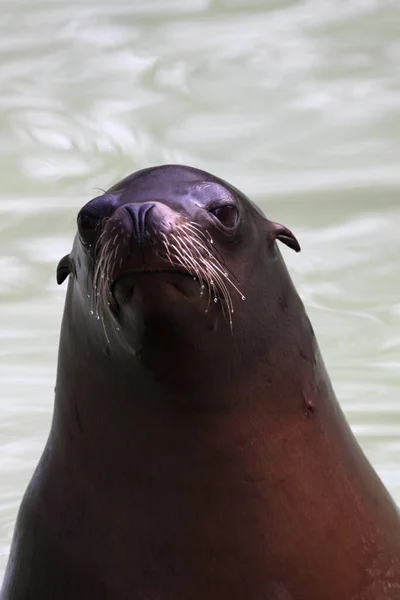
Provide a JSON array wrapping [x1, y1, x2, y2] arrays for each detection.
[[124, 202, 156, 242], [124, 201, 180, 242]]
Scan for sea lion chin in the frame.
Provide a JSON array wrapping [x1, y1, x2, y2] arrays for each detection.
[[2, 164, 400, 600]]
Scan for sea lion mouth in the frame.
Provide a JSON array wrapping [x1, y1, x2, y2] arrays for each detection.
[[113, 266, 195, 280], [110, 267, 196, 299], [111, 268, 203, 308]]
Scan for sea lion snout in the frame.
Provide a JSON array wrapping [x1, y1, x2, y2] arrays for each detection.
[[119, 201, 185, 244], [98, 200, 193, 282]]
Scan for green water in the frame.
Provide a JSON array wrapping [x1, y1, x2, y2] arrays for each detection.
[[1, 0, 400, 580]]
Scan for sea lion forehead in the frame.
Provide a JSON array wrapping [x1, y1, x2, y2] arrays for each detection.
[[107, 164, 238, 211]]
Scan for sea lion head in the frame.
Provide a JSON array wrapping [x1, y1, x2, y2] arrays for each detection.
[[57, 165, 301, 393]]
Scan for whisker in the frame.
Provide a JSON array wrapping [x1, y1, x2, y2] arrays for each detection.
[[178, 224, 239, 283], [92, 215, 244, 336]]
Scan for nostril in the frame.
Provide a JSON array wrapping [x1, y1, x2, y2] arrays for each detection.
[[124, 204, 137, 222], [125, 203, 155, 241]]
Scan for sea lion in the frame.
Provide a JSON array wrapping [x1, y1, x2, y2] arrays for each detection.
[[1, 164, 400, 600]]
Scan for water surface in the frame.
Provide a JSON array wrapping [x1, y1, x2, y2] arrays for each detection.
[[1, 0, 400, 580]]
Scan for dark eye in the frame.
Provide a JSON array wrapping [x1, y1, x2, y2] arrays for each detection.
[[77, 207, 102, 246], [77, 207, 100, 234], [210, 205, 239, 228], [77, 195, 114, 246]]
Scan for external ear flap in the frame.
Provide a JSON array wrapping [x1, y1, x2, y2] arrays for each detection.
[[270, 221, 301, 253], [56, 255, 72, 285]]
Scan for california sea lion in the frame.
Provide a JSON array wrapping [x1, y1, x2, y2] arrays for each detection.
[[1, 164, 400, 600]]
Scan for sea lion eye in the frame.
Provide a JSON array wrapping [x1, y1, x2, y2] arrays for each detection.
[[210, 205, 239, 228], [77, 195, 114, 246], [77, 207, 102, 247], [77, 207, 100, 238]]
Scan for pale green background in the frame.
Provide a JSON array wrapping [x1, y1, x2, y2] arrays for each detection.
[[1, 0, 400, 581]]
